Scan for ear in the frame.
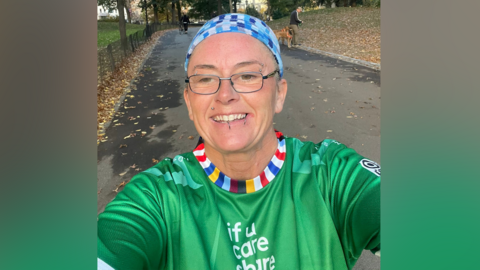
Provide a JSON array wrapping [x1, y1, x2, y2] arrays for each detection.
[[274, 78, 288, 114], [184, 88, 194, 121]]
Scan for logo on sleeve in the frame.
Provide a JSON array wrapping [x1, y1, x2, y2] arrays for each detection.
[[360, 159, 381, 176]]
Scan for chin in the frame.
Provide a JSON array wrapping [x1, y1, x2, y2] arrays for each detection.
[[211, 132, 253, 153]]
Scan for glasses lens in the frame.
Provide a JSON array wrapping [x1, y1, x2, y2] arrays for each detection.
[[189, 75, 220, 94], [231, 72, 263, 92]]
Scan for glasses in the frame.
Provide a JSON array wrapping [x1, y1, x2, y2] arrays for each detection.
[[185, 70, 279, 95]]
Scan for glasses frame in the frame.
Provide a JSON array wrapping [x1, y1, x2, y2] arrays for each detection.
[[185, 70, 279, 95]]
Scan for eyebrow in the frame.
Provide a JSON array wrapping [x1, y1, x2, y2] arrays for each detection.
[[193, 60, 264, 72]]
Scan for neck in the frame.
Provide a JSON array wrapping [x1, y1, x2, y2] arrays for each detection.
[[204, 130, 278, 180]]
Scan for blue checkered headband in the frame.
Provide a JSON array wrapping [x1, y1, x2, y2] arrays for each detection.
[[185, 13, 283, 78]]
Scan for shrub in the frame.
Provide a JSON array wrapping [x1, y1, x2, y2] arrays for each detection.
[[245, 5, 263, 19], [363, 0, 380, 7], [272, 8, 289, 20], [98, 15, 120, 22]]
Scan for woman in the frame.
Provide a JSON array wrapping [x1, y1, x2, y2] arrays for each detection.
[[98, 14, 380, 270], [181, 11, 190, 33]]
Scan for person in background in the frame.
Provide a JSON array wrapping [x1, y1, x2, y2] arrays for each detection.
[[289, 7, 304, 46], [181, 11, 190, 33]]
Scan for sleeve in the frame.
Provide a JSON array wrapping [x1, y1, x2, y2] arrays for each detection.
[[318, 140, 380, 267], [97, 174, 167, 270]]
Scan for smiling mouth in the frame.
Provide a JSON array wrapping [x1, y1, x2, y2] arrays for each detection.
[[212, 113, 248, 127]]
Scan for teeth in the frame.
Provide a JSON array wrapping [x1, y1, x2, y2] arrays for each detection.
[[213, 114, 247, 122]]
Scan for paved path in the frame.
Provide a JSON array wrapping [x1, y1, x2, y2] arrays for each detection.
[[97, 27, 381, 269]]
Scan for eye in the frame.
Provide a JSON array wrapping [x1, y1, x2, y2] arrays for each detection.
[[240, 74, 258, 81], [198, 77, 214, 83]]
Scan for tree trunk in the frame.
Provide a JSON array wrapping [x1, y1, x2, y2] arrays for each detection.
[[229, 0, 233, 13], [217, 0, 222, 16], [153, 4, 159, 24], [176, 0, 181, 22], [171, 1, 176, 23], [233, 0, 237, 13], [117, 0, 128, 53]]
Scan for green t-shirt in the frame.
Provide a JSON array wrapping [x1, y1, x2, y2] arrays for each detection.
[[97, 136, 380, 270]]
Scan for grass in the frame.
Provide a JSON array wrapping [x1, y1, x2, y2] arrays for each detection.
[[267, 7, 380, 63], [97, 22, 146, 48]]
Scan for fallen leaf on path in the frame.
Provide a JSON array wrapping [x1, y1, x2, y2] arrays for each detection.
[[327, 130, 333, 133], [152, 158, 159, 164], [119, 172, 127, 176], [113, 181, 128, 193], [141, 131, 147, 136], [301, 135, 308, 139], [188, 135, 195, 140], [119, 144, 127, 148], [149, 125, 155, 129], [323, 99, 328, 102]]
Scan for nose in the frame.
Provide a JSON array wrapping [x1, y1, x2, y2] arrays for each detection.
[[215, 78, 239, 105]]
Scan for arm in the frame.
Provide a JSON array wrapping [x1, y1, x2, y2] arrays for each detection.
[[98, 175, 167, 270], [317, 140, 380, 268], [295, 11, 303, 24]]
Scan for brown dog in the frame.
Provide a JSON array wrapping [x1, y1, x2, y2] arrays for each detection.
[[273, 27, 293, 48]]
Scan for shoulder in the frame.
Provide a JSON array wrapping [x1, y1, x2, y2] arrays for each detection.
[[133, 151, 204, 192], [285, 136, 346, 157]]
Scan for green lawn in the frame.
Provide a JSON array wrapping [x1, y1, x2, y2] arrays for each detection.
[[97, 22, 146, 48]]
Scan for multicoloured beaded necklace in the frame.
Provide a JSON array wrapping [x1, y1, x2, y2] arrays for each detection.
[[193, 131, 286, 194]]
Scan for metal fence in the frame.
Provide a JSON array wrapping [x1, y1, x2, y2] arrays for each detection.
[[97, 23, 177, 84]]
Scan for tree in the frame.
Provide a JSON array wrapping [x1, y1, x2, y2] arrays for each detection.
[[245, 5, 262, 19], [217, 0, 222, 15], [117, 0, 128, 53], [98, 0, 128, 51], [185, 0, 234, 19]]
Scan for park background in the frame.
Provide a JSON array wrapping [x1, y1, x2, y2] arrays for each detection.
[[0, 1, 479, 270]]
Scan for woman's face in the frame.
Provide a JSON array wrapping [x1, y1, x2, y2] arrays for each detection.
[[184, 33, 287, 154]]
